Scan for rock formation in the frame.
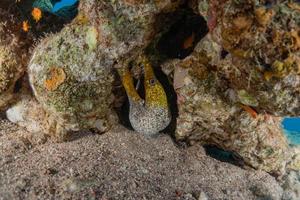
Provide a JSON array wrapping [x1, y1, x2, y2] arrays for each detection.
[[0, 0, 299, 175]]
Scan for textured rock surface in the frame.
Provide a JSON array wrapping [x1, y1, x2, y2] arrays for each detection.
[[29, 24, 116, 140], [27, 0, 182, 140], [281, 170, 300, 200], [0, 9, 32, 111], [157, 0, 300, 173], [0, 0, 298, 177], [208, 0, 300, 116], [6, 93, 53, 136], [162, 36, 289, 173], [0, 120, 284, 200]]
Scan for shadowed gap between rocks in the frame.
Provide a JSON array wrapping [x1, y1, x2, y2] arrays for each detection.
[[156, 5, 209, 60], [204, 145, 246, 168], [114, 4, 209, 141]]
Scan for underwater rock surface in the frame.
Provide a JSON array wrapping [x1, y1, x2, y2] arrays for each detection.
[[162, 34, 289, 173], [0, 0, 299, 176], [209, 0, 300, 116], [282, 170, 300, 200], [27, 0, 182, 140], [0, 9, 32, 111], [166, 0, 300, 173], [28, 22, 116, 140]]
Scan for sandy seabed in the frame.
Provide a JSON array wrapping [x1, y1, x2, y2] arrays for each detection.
[[0, 119, 283, 200]]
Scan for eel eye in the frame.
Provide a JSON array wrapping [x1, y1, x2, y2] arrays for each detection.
[[149, 79, 155, 86]]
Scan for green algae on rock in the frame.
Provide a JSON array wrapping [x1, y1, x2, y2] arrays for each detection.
[[28, 0, 182, 140], [28, 23, 115, 140], [161, 0, 300, 174], [209, 0, 300, 116], [2, 0, 297, 176], [161, 34, 289, 174]]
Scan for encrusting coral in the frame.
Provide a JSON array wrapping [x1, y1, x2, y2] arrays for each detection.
[[164, 0, 299, 174], [26, 0, 181, 140], [28, 22, 116, 141], [0, 8, 33, 111], [209, 0, 300, 116], [161, 34, 289, 174]]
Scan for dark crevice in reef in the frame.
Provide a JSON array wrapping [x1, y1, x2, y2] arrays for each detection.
[[221, 49, 229, 59], [115, 90, 134, 132], [13, 77, 24, 94], [155, 67, 178, 138], [115, 5, 208, 139], [112, 68, 134, 132], [204, 145, 246, 167], [156, 6, 208, 60]]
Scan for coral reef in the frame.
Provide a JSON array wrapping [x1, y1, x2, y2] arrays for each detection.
[[208, 0, 300, 116], [6, 93, 49, 135], [0, 8, 32, 111], [161, 35, 289, 173], [0, 0, 298, 176], [28, 22, 116, 140], [157, 0, 300, 173], [281, 170, 300, 200], [27, 0, 181, 140]]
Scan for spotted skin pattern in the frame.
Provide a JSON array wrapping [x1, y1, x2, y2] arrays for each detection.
[[121, 57, 171, 136]]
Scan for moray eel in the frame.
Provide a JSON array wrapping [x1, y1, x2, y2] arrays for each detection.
[[120, 57, 171, 136]]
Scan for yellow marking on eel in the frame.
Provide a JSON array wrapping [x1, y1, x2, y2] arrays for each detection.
[[119, 57, 169, 109], [120, 67, 142, 103], [141, 57, 168, 109]]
